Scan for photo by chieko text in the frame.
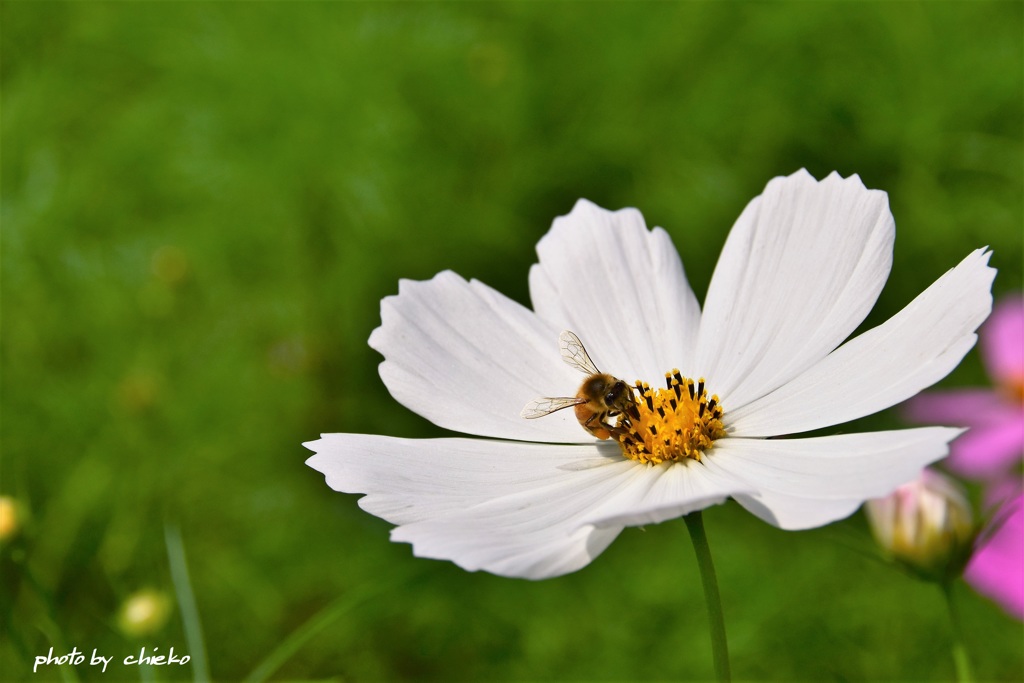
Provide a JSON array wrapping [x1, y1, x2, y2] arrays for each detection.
[[33, 646, 190, 674]]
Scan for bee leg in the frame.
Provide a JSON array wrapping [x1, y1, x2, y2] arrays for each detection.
[[585, 413, 615, 431], [581, 413, 613, 441], [606, 424, 629, 439], [597, 414, 629, 440]]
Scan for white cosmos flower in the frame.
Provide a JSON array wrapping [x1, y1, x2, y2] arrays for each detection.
[[305, 169, 995, 580]]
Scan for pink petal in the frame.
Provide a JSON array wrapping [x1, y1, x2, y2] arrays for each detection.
[[903, 389, 1008, 427], [945, 412, 1024, 478], [984, 479, 1022, 507], [982, 295, 1024, 384], [966, 491, 1024, 620]]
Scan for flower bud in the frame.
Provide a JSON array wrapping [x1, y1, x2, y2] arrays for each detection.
[[866, 469, 976, 582], [0, 496, 21, 543], [117, 589, 172, 638]]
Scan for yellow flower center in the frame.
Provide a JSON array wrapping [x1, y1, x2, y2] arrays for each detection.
[[1004, 374, 1024, 406], [616, 370, 726, 465]]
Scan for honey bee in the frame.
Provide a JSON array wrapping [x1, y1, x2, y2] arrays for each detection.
[[520, 330, 636, 440]]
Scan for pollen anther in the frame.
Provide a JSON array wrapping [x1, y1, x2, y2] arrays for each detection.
[[615, 370, 725, 465]]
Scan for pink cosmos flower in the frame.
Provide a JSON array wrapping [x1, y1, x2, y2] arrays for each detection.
[[966, 482, 1024, 620], [905, 296, 1024, 479]]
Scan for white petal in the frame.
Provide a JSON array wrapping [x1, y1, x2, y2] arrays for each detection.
[[704, 428, 963, 530], [580, 457, 753, 528], [528, 199, 703, 381], [695, 170, 895, 409], [305, 434, 637, 579], [727, 249, 995, 437], [369, 271, 589, 443]]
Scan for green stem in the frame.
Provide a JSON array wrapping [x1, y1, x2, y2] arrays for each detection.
[[941, 580, 973, 683], [165, 524, 211, 683], [684, 511, 731, 683]]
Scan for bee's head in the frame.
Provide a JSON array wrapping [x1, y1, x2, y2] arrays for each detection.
[[604, 379, 634, 412]]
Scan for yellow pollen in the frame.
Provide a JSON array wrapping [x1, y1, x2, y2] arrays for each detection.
[[616, 370, 725, 465], [1003, 375, 1024, 406]]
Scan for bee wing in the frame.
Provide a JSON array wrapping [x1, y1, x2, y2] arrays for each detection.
[[520, 396, 585, 419], [559, 330, 601, 375]]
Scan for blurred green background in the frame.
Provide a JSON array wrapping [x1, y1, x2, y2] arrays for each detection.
[[3, 1, 1022, 681]]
